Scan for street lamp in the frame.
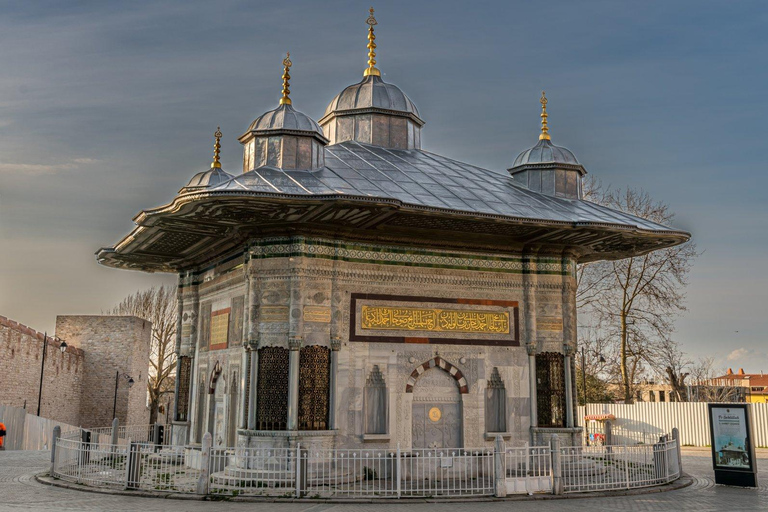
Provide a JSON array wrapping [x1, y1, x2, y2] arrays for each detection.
[[581, 346, 606, 406], [112, 371, 135, 420], [37, 333, 68, 416]]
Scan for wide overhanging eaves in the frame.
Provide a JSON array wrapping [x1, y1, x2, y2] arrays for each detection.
[[96, 190, 691, 273]]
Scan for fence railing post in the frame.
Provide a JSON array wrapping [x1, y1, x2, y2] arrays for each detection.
[[196, 433, 211, 495], [295, 442, 303, 498], [550, 435, 563, 495], [396, 443, 402, 498], [126, 440, 141, 490], [624, 447, 631, 489], [493, 435, 506, 497], [523, 442, 530, 495], [50, 426, 61, 476]]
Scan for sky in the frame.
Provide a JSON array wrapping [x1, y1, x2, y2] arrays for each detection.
[[1, 0, 766, 373]]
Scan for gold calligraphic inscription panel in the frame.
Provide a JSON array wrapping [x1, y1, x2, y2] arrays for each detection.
[[210, 312, 229, 348], [537, 317, 563, 331], [303, 306, 331, 323], [261, 306, 289, 323], [361, 305, 509, 334]]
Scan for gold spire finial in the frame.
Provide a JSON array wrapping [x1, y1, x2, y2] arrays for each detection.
[[212, 126, 222, 168], [280, 52, 292, 105], [539, 91, 550, 140], [363, 7, 381, 77]]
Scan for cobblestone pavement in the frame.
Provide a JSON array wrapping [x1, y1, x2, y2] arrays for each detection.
[[0, 450, 766, 511]]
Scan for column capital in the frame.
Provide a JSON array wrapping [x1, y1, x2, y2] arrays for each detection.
[[330, 337, 342, 351], [526, 343, 537, 356], [563, 343, 574, 357], [288, 336, 303, 350]]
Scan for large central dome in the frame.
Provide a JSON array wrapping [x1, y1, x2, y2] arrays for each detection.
[[319, 8, 424, 149], [321, 75, 421, 121]]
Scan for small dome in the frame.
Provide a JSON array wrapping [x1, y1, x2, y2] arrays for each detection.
[[511, 138, 579, 168], [248, 103, 325, 137], [323, 75, 421, 121], [182, 167, 234, 191]]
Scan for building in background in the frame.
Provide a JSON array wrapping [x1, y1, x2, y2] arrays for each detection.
[[97, 10, 689, 454]]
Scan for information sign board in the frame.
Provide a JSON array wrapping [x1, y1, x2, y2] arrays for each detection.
[[707, 403, 757, 487]]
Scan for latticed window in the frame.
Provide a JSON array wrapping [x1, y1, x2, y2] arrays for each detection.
[[364, 365, 387, 434], [255, 347, 289, 430], [536, 352, 566, 428], [175, 356, 192, 422], [298, 346, 331, 430], [485, 367, 507, 433]]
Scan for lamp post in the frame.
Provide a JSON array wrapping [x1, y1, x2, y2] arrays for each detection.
[[580, 345, 605, 406], [112, 371, 135, 420], [36, 333, 67, 417]]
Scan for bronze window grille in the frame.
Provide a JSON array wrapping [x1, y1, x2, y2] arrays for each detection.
[[175, 356, 192, 422], [536, 352, 566, 428], [298, 346, 331, 430], [255, 347, 289, 430]]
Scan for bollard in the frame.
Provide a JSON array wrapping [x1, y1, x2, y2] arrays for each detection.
[[196, 433, 212, 495], [494, 435, 507, 497], [672, 427, 682, 474], [110, 418, 119, 447], [50, 426, 61, 476], [550, 435, 563, 495]]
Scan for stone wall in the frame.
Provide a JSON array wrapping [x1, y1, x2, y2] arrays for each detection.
[[56, 316, 151, 428], [0, 316, 84, 427]]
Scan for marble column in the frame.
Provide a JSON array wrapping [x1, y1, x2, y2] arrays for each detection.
[[329, 337, 341, 430], [247, 348, 258, 430], [287, 336, 302, 430], [238, 258, 251, 429], [172, 274, 184, 421], [246, 269, 260, 430], [561, 251, 578, 429], [522, 247, 539, 433], [563, 344, 574, 428], [527, 343, 538, 429]]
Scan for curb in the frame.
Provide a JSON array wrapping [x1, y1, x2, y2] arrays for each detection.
[[35, 473, 693, 503]]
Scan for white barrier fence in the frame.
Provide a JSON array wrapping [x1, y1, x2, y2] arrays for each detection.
[[578, 402, 768, 447], [50, 430, 682, 498]]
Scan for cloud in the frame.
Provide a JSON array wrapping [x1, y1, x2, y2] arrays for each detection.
[[727, 348, 751, 361], [0, 158, 98, 175]]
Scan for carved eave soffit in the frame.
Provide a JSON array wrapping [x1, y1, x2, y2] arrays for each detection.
[[96, 194, 689, 273]]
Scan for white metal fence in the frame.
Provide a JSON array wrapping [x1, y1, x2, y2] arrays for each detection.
[[578, 402, 768, 447], [560, 438, 680, 492], [50, 430, 682, 499]]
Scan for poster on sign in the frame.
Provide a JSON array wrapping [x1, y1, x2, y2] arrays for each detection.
[[707, 403, 757, 486]]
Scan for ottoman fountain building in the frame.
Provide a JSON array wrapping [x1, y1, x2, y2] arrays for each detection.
[[98, 10, 689, 452]]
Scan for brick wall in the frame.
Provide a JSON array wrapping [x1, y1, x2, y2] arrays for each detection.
[[56, 316, 151, 428], [0, 316, 84, 427]]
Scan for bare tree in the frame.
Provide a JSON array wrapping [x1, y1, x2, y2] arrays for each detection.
[[578, 180, 697, 403], [110, 286, 177, 424], [688, 358, 747, 402]]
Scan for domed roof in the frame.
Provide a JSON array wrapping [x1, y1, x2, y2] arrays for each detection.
[[182, 167, 234, 191], [322, 75, 422, 123], [511, 138, 580, 168], [247, 103, 325, 137]]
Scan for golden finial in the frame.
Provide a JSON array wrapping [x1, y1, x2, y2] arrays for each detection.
[[280, 52, 292, 105], [539, 91, 550, 140], [363, 7, 381, 77], [212, 126, 222, 168]]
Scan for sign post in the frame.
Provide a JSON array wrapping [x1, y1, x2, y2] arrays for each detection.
[[707, 404, 757, 487]]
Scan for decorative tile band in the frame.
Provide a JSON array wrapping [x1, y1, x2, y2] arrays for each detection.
[[250, 236, 574, 276]]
